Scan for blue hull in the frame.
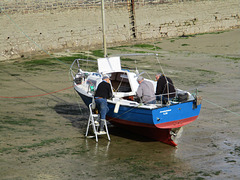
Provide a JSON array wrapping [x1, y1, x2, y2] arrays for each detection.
[[77, 91, 201, 129], [77, 91, 201, 146]]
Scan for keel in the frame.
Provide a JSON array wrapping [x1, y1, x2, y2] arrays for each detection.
[[110, 121, 178, 147]]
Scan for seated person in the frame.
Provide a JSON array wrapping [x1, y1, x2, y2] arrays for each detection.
[[136, 76, 156, 104]]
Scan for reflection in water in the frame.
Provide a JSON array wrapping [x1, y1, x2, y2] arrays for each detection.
[[85, 138, 111, 158], [54, 102, 196, 178], [171, 127, 184, 145], [82, 133, 180, 164], [75, 136, 195, 179]]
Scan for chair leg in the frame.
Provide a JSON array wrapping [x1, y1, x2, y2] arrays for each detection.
[[86, 106, 110, 142], [85, 116, 91, 137], [91, 118, 98, 142], [104, 120, 111, 141]]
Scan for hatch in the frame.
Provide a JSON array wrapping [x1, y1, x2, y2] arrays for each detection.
[[97, 57, 121, 73]]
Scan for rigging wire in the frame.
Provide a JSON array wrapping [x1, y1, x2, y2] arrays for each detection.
[[0, 6, 84, 109], [203, 99, 240, 117], [1, 4, 239, 120], [0, 8, 84, 117], [146, 7, 240, 118], [73, 88, 84, 115]]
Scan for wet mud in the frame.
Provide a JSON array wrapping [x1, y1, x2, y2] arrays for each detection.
[[0, 29, 240, 179]]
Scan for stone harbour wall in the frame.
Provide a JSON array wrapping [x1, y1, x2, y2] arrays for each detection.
[[0, 0, 239, 61]]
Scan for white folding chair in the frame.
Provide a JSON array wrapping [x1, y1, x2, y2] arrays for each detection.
[[85, 103, 110, 142]]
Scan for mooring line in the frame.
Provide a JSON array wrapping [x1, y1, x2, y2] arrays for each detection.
[[0, 68, 73, 103], [1, 5, 239, 119], [203, 98, 240, 117], [0, 7, 76, 102], [0, 85, 74, 99]]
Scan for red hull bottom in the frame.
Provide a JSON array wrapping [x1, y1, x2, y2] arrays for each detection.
[[109, 121, 177, 147]]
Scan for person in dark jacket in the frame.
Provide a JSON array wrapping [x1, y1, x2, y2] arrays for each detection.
[[94, 75, 112, 134], [155, 73, 176, 103]]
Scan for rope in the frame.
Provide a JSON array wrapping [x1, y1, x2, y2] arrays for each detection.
[[154, 45, 240, 117], [73, 88, 84, 115], [2, 5, 239, 121], [203, 99, 240, 117], [0, 6, 98, 117], [108, 96, 240, 122], [0, 85, 74, 99], [108, 104, 136, 121], [0, 7, 89, 106]]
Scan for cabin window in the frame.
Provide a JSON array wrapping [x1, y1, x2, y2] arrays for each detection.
[[86, 79, 97, 89], [110, 72, 131, 92]]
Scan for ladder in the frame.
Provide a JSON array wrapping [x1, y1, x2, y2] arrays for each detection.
[[127, 0, 137, 39], [85, 103, 111, 142]]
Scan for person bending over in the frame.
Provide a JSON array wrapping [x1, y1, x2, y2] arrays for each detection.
[[94, 75, 112, 134]]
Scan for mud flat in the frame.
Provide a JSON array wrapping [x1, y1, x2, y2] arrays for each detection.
[[0, 28, 239, 179]]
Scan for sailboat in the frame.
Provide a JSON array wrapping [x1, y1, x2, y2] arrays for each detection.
[[70, 0, 202, 146]]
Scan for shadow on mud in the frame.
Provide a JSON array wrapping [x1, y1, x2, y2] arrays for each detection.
[[54, 102, 88, 130], [54, 102, 156, 142]]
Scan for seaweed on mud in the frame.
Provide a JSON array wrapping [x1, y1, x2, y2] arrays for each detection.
[[181, 43, 190, 46], [91, 50, 104, 57], [1, 115, 43, 126], [214, 55, 240, 63], [0, 138, 66, 153], [109, 45, 154, 54], [20, 53, 93, 70], [131, 44, 162, 50], [23, 59, 57, 66]]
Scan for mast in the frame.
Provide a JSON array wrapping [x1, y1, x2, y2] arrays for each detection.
[[101, 0, 107, 57]]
